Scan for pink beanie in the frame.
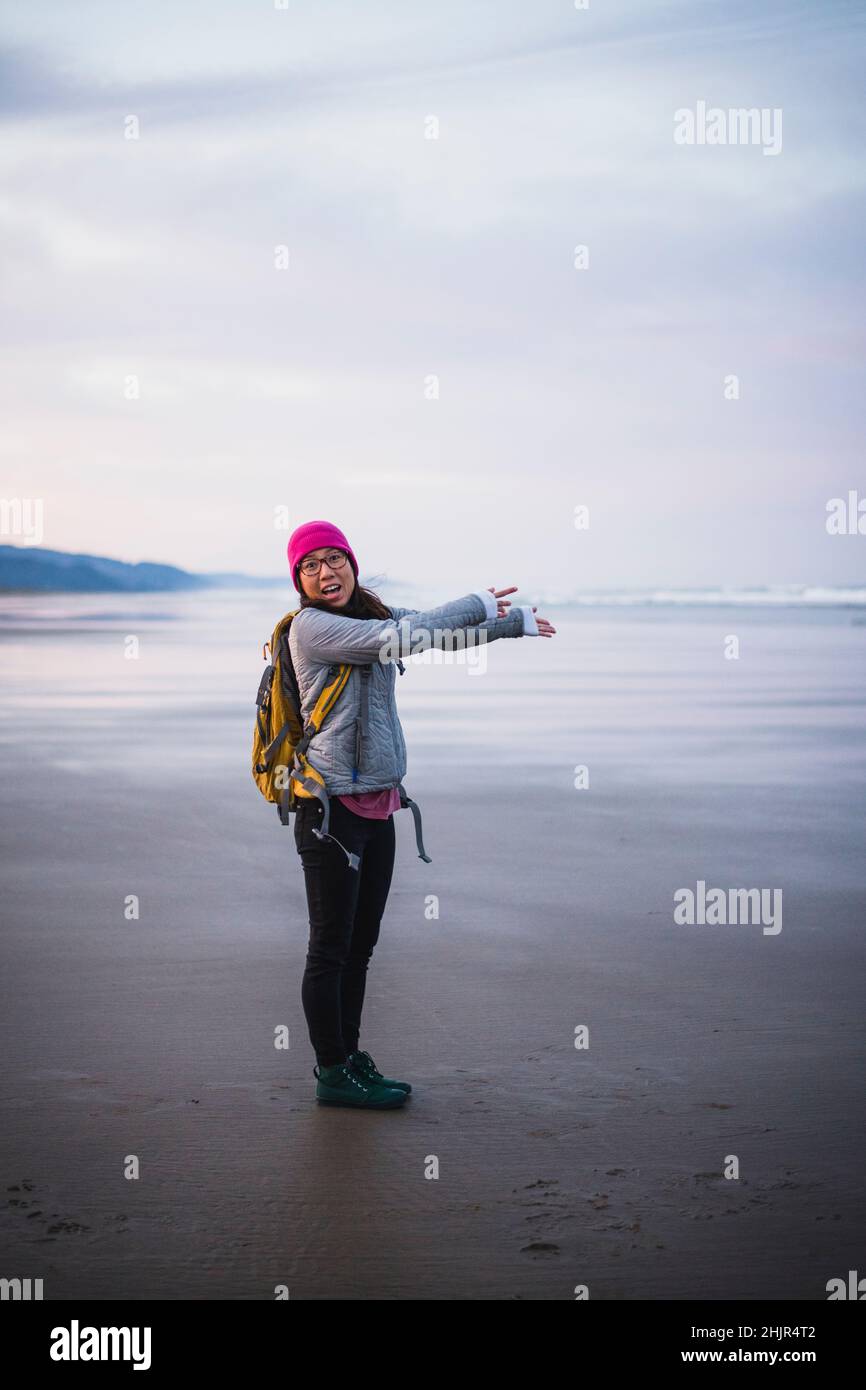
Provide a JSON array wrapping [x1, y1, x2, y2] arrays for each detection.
[[287, 519, 359, 593]]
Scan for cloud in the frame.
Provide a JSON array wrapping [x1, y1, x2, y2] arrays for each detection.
[[0, 1, 863, 585]]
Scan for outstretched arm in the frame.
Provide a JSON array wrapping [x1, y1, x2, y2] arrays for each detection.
[[294, 589, 516, 666], [390, 588, 543, 640]]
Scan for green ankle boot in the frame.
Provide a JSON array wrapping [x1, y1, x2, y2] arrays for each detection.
[[347, 1049, 412, 1095], [313, 1061, 406, 1109]]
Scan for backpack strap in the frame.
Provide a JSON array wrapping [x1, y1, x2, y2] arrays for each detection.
[[257, 719, 294, 773], [291, 759, 360, 871], [290, 662, 360, 870], [397, 782, 432, 863], [294, 663, 352, 754]]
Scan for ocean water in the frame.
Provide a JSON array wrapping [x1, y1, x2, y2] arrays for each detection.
[[1, 586, 864, 801]]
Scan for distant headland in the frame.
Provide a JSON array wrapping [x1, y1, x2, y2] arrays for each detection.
[[0, 544, 281, 593]]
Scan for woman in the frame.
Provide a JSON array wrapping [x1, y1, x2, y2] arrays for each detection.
[[286, 519, 556, 1110]]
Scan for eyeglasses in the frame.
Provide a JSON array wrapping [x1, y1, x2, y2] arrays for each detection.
[[298, 548, 349, 577]]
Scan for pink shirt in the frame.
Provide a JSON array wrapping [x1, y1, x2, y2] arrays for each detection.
[[336, 786, 402, 819]]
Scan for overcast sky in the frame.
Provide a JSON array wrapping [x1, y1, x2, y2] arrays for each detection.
[[1, 0, 864, 596]]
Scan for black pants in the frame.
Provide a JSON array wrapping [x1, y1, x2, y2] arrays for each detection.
[[293, 796, 396, 1068]]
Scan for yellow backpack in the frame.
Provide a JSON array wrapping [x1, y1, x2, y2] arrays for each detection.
[[251, 610, 359, 852]]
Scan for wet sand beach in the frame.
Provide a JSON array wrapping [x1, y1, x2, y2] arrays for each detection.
[[1, 594, 864, 1298]]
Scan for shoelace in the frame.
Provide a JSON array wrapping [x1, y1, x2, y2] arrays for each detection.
[[316, 1064, 368, 1091]]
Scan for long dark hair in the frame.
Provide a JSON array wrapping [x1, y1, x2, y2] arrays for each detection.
[[296, 556, 394, 621]]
